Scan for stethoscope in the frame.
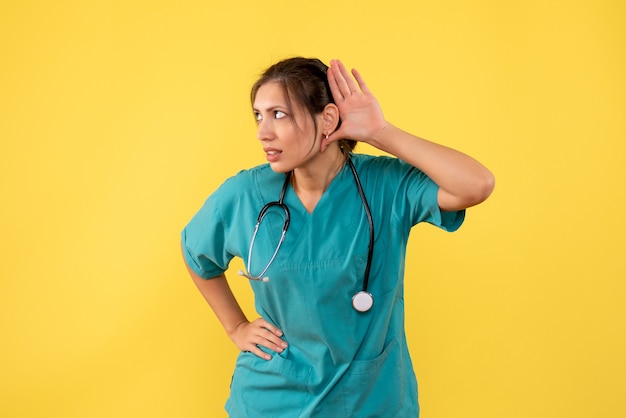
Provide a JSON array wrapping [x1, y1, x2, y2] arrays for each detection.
[[238, 157, 375, 312]]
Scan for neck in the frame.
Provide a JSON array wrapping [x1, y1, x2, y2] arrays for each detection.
[[291, 146, 346, 212], [292, 146, 345, 192]]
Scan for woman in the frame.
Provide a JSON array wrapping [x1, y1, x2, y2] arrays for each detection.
[[182, 57, 494, 417]]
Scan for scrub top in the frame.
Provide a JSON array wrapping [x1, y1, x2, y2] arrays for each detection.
[[182, 153, 464, 417]]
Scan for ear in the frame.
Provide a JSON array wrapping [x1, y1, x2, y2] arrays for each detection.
[[321, 103, 340, 135]]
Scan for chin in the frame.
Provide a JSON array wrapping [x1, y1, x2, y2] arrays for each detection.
[[268, 162, 294, 173]]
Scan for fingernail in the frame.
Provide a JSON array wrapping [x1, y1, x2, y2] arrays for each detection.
[[281, 342, 288, 348]]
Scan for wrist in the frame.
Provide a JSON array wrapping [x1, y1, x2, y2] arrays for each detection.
[[226, 319, 249, 339], [367, 121, 395, 150]]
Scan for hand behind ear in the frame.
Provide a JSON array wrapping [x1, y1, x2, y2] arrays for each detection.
[[323, 59, 388, 151]]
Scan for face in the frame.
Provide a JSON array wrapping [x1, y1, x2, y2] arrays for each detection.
[[252, 81, 323, 173]]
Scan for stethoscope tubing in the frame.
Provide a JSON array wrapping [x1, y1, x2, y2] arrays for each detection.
[[240, 172, 291, 281], [346, 157, 374, 293], [241, 157, 375, 311]]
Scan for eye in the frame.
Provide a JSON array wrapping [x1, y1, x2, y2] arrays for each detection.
[[253, 112, 262, 122], [274, 110, 287, 119]]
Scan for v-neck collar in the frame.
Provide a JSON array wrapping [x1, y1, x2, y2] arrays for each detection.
[[284, 161, 351, 218]]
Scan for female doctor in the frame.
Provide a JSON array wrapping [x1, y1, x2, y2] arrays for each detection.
[[181, 57, 494, 417]]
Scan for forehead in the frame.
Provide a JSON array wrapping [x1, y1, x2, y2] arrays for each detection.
[[253, 81, 288, 109]]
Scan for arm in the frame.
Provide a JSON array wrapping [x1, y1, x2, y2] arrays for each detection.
[[366, 124, 495, 211], [325, 60, 495, 211], [183, 250, 287, 360]]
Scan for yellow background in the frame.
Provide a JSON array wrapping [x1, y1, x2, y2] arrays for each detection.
[[1, 0, 624, 417]]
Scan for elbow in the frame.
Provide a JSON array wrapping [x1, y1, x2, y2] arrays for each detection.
[[456, 170, 496, 209], [470, 170, 495, 206], [439, 169, 496, 211]]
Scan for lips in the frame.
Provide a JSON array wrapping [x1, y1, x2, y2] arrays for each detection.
[[264, 148, 282, 162]]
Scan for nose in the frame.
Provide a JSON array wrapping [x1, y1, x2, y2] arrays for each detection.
[[256, 118, 274, 141]]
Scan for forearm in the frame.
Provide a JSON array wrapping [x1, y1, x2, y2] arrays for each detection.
[[184, 262, 287, 359], [187, 268, 249, 337], [369, 123, 495, 210]]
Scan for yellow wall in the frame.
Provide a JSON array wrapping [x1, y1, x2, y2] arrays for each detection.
[[1, 1, 624, 417]]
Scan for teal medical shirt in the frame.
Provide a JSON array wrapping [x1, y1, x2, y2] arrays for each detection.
[[182, 154, 464, 417]]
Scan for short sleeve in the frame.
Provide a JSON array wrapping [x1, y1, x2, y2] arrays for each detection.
[[413, 178, 465, 231], [358, 155, 465, 233], [181, 178, 238, 279]]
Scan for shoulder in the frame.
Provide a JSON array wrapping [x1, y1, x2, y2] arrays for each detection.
[[351, 153, 419, 181], [223, 163, 273, 186], [215, 163, 277, 195], [206, 163, 287, 213], [188, 164, 276, 226], [350, 153, 437, 209]]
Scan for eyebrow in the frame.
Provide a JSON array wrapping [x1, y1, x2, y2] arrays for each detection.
[[252, 105, 287, 113]]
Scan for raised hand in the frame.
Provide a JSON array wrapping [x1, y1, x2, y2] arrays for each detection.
[[229, 317, 288, 360], [323, 59, 390, 151]]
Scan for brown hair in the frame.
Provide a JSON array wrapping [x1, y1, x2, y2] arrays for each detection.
[[250, 57, 356, 154]]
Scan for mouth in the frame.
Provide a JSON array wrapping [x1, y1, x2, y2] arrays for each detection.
[[264, 148, 282, 162]]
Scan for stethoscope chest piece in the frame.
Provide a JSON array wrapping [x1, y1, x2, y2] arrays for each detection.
[[352, 291, 374, 312]]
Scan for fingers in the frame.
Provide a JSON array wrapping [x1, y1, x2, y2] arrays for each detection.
[[250, 318, 288, 359], [255, 317, 283, 337], [332, 59, 356, 99], [350, 67, 371, 95], [327, 62, 345, 105], [323, 59, 379, 151], [235, 318, 288, 360], [328, 59, 356, 100]]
